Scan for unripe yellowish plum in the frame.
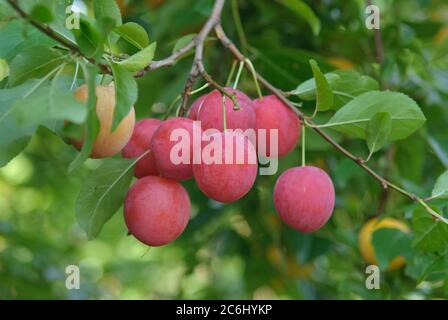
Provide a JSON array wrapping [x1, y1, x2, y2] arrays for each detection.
[[358, 217, 410, 271], [73, 84, 135, 158], [434, 26, 448, 44]]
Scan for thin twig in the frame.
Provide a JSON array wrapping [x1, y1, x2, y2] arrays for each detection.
[[178, 0, 238, 116], [135, 41, 196, 78]]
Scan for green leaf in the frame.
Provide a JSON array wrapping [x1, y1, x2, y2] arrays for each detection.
[[75, 158, 135, 238], [396, 132, 425, 183], [372, 228, 413, 270], [118, 42, 157, 72], [406, 252, 448, 283], [292, 70, 380, 109], [12, 82, 86, 127], [431, 170, 448, 200], [366, 112, 392, 153], [0, 81, 39, 167], [194, 0, 214, 16], [326, 91, 426, 141], [172, 34, 196, 53], [0, 58, 9, 82], [110, 63, 137, 130], [68, 63, 99, 173], [412, 209, 448, 253], [114, 22, 149, 51], [73, 16, 102, 58], [0, 21, 57, 60], [93, 0, 122, 27], [330, 71, 380, 108], [96, 16, 118, 39], [0, 21, 27, 59], [292, 73, 340, 99], [309, 59, 333, 112], [278, 0, 321, 35], [8, 46, 64, 86], [29, 4, 54, 23]]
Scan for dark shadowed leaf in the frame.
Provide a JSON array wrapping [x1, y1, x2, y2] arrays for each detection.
[[278, 0, 321, 35]]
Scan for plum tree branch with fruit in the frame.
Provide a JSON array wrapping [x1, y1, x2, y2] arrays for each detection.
[[4, 0, 448, 230]]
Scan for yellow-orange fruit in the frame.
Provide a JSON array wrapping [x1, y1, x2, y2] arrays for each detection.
[[434, 26, 448, 44], [73, 85, 135, 158], [358, 218, 410, 271], [326, 57, 355, 70]]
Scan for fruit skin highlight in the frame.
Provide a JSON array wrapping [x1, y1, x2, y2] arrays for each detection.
[[124, 176, 191, 246], [150, 117, 199, 181], [197, 88, 256, 131], [122, 118, 162, 178], [273, 166, 335, 233], [73, 84, 135, 158], [359, 217, 411, 270], [193, 131, 258, 203], [253, 95, 301, 157]]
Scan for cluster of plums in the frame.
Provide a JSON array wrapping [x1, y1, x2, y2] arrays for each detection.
[[73, 84, 336, 247]]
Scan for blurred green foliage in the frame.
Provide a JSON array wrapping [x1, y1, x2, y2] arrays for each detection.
[[1, 0, 448, 299]]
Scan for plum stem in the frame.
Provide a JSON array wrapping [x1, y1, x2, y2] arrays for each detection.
[[222, 96, 228, 131], [233, 61, 245, 89], [245, 59, 263, 99], [226, 60, 238, 87], [301, 122, 306, 167], [189, 83, 211, 96]]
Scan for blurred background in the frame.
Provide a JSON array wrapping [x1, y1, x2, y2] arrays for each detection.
[[1, 0, 448, 299]]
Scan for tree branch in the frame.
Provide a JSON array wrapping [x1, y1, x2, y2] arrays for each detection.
[[214, 24, 448, 224], [7, 0, 199, 78], [6, 0, 112, 74], [135, 41, 196, 78], [177, 0, 238, 116], [7, 0, 446, 223]]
